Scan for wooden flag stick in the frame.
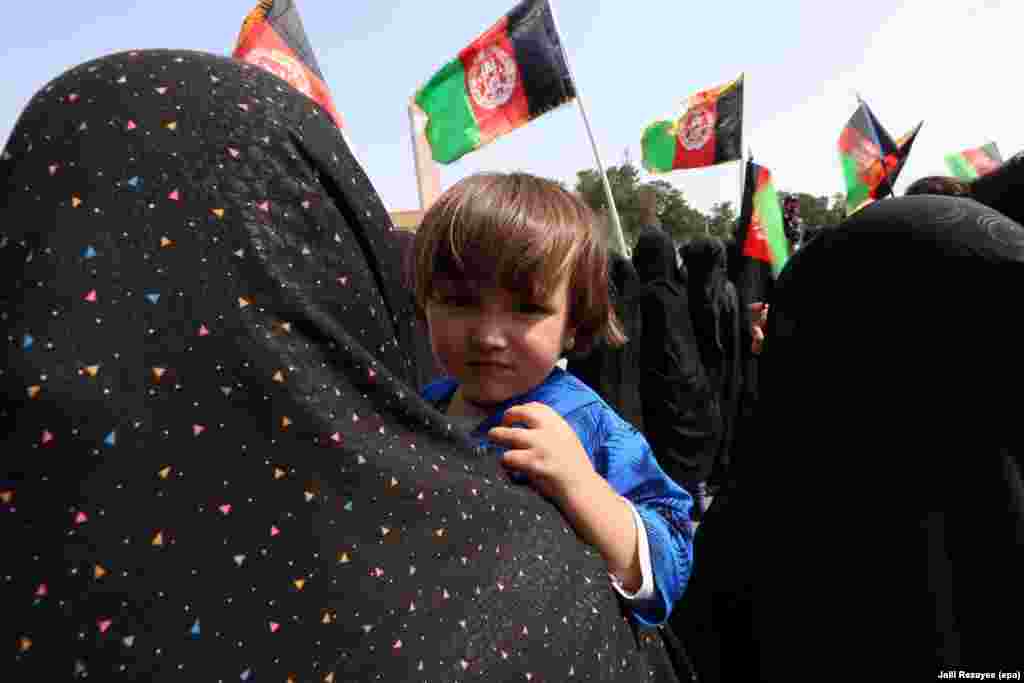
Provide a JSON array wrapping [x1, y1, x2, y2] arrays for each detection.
[[547, 1, 630, 258], [408, 99, 442, 212]]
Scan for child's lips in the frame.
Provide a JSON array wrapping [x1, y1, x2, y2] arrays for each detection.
[[469, 360, 513, 372]]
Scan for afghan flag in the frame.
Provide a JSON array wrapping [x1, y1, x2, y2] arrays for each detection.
[[641, 75, 744, 173], [734, 159, 788, 311], [234, 0, 345, 130], [945, 142, 1003, 180], [838, 99, 899, 215], [413, 0, 576, 165]]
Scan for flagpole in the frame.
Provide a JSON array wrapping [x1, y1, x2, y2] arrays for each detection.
[[547, 0, 630, 258], [408, 99, 442, 212]]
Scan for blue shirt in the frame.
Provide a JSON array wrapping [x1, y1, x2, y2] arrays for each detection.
[[422, 367, 693, 625]]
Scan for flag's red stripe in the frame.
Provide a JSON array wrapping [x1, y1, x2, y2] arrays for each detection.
[[234, 20, 345, 129], [742, 166, 774, 264], [963, 148, 1000, 177], [457, 16, 530, 145]]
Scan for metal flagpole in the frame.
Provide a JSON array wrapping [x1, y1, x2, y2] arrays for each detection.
[[547, 0, 630, 258], [408, 99, 442, 212]]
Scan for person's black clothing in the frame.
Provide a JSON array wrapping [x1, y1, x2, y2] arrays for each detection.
[[1, 49, 681, 682], [676, 195, 1024, 680], [970, 150, 1024, 225], [680, 237, 742, 490], [630, 228, 718, 488]]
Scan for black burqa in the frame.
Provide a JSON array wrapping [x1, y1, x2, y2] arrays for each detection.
[[1, 50, 680, 682], [630, 228, 718, 488], [970, 149, 1024, 225], [681, 237, 742, 489], [566, 252, 645, 432], [675, 196, 1024, 680]]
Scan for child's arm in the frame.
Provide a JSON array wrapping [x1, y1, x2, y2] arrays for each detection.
[[488, 402, 643, 592]]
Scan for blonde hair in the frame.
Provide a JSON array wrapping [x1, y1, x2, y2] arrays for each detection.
[[413, 172, 626, 353]]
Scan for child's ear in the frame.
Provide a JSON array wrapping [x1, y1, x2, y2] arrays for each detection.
[[563, 327, 577, 353]]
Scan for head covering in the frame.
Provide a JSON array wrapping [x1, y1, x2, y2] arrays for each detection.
[[681, 237, 730, 354], [677, 195, 1024, 679], [1, 49, 680, 682], [608, 250, 639, 299], [632, 227, 680, 288], [675, 246, 689, 287]]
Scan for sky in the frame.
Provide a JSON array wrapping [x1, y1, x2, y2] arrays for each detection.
[[2, 0, 1021, 215]]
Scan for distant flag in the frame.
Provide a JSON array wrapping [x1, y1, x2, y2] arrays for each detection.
[[734, 159, 788, 307], [413, 0, 576, 164], [838, 98, 900, 215], [945, 142, 1003, 180], [641, 75, 744, 173], [233, 0, 345, 129]]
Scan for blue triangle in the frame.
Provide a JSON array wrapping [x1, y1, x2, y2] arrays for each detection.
[[103, 431, 116, 448], [145, 292, 160, 304], [82, 245, 97, 259], [126, 176, 142, 190], [22, 334, 33, 350], [343, 500, 353, 512], [190, 619, 200, 637]]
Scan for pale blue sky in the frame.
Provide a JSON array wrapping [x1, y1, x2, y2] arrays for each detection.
[[2, 0, 1020, 213]]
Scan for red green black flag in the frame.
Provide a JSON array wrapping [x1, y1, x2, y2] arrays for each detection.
[[641, 75, 744, 173], [234, 1, 345, 130], [945, 142, 1003, 180], [838, 100, 901, 215], [413, 0, 576, 164], [734, 159, 788, 307]]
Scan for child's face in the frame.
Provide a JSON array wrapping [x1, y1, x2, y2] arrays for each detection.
[[425, 274, 576, 409]]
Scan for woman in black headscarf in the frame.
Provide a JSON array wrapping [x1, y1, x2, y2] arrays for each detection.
[[1, 50, 680, 682], [676, 195, 1024, 680], [630, 228, 718, 514], [566, 251, 645, 432], [680, 236, 742, 493]]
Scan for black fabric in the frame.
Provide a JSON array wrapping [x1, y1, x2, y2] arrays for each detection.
[[676, 195, 1024, 680], [1, 49, 681, 682], [680, 237, 742, 489], [508, 0, 576, 118], [712, 78, 743, 165], [970, 149, 1024, 226], [567, 252, 644, 433], [630, 229, 718, 487]]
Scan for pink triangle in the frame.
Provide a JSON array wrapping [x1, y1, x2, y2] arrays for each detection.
[[330, 432, 342, 444], [192, 424, 206, 436], [125, 120, 136, 131], [49, 164, 59, 176], [218, 503, 232, 515], [84, 289, 97, 303], [168, 190, 180, 201], [270, 525, 280, 537], [269, 621, 280, 633], [97, 618, 112, 633], [257, 200, 270, 212], [41, 430, 55, 445], [74, 511, 88, 524], [67, 93, 79, 104], [35, 583, 48, 597], [228, 147, 240, 158], [155, 87, 168, 95], [198, 324, 210, 337], [238, 103, 249, 112]]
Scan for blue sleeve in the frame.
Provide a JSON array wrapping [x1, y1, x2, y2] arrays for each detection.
[[593, 411, 694, 626]]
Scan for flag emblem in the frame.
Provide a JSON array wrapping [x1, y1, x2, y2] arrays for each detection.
[[468, 46, 518, 110], [679, 103, 716, 152], [246, 47, 312, 98]]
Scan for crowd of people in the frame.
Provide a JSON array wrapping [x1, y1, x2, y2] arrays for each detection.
[[3, 48, 1022, 682]]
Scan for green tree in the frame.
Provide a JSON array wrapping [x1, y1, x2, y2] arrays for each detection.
[[706, 201, 737, 242]]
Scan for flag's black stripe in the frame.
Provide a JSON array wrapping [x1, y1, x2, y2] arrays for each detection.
[[715, 79, 743, 164], [266, 0, 327, 82], [508, 0, 576, 119]]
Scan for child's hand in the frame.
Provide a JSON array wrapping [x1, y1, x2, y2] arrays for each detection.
[[488, 402, 602, 506]]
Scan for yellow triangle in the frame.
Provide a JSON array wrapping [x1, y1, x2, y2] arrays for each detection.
[[165, 121, 177, 131], [272, 370, 286, 383], [151, 531, 164, 547], [293, 578, 306, 591], [273, 467, 287, 480], [280, 416, 292, 430], [71, 196, 82, 208], [27, 385, 41, 398], [324, 673, 335, 683], [152, 367, 167, 382], [211, 208, 225, 218], [94, 564, 107, 579], [337, 551, 350, 564], [157, 466, 172, 480], [0, 490, 13, 504], [238, 296, 252, 308], [160, 237, 173, 248], [321, 611, 335, 624], [84, 365, 100, 377]]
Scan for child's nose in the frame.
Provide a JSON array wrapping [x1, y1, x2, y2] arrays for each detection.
[[469, 315, 508, 348]]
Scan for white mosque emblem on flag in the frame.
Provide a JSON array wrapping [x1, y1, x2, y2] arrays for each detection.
[[468, 46, 518, 110], [245, 48, 312, 99]]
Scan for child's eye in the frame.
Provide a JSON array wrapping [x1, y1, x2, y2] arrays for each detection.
[[519, 302, 551, 314]]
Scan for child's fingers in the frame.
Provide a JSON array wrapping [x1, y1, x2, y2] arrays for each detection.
[[500, 402, 552, 428], [487, 425, 536, 449], [501, 448, 549, 476]]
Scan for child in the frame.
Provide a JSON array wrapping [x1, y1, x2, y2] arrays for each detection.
[[413, 172, 693, 626]]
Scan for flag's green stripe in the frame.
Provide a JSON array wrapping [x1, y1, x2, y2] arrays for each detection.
[[981, 142, 1002, 164], [753, 179, 788, 276], [641, 120, 677, 173], [944, 153, 978, 180], [415, 58, 480, 164], [841, 153, 870, 212]]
